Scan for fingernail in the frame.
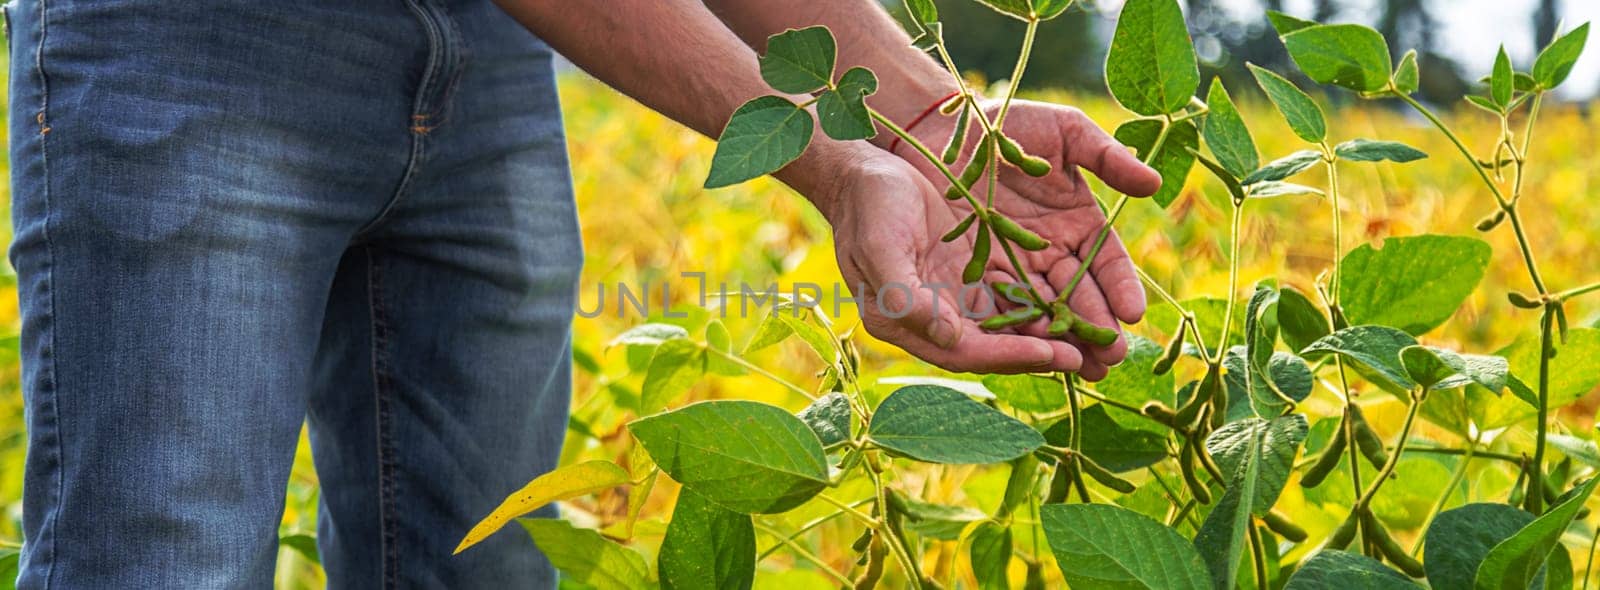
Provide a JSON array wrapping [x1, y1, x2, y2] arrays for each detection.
[[928, 317, 959, 349]]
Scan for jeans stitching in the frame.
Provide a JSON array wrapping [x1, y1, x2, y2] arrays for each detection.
[[354, 0, 444, 238], [364, 247, 400, 589], [30, 1, 63, 587]]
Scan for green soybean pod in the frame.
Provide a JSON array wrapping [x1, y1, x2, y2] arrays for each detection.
[[1299, 424, 1347, 488], [938, 94, 966, 115], [979, 307, 1043, 331], [1077, 455, 1136, 494], [989, 212, 1050, 251], [1173, 382, 1207, 430], [851, 533, 887, 590], [946, 137, 992, 201], [1507, 291, 1542, 308], [1361, 511, 1425, 578], [1141, 401, 1179, 428], [941, 213, 977, 243], [963, 222, 991, 285], [1325, 512, 1360, 551], [1152, 324, 1186, 376], [1349, 405, 1389, 469], [1070, 321, 1119, 346], [1179, 439, 1212, 505], [993, 282, 1033, 306], [1476, 209, 1506, 231], [1556, 303, 1570, 343], [941, 105, 971, 165], [1047, 302, 1076, 338], [996, 134, 1052, 177], [1262, 511, 1309, 543]]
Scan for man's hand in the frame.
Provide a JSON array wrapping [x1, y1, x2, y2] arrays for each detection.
[[858, 99, 1160, 379]]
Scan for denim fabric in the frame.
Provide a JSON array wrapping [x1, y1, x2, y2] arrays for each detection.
[[6, 0, 581, 587]]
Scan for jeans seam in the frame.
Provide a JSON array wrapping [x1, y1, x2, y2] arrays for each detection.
[[31, 1, 63, 587], [364, 247, 401, 589]]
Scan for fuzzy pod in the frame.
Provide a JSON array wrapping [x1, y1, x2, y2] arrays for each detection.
[[1179, 439, 1212, 505], [1077, 455, 1136, 493], [1047, 302, 1077, 338], [1361, 511, 1425, 578], [851, 533, 887, 590], [1325, 512, 1360, 551], [1349, 406, 1389, 469], [941, 105, 971, 165], [963, 222, 992, 284], [993, 282, 1034, 306], [1299, 425, 1348, 488], [997, 134, 1052, 177], [941, 213, 977, 243], [1262, 511, 1309, 543], [1476, 209, 1506, 232], [1152, 325, 1186, 376], [1141, 401, 1179, 428], [1507, 291, 1543, 309], [980, 306, 1043, 331], [946, 136, 992, 201], [1070, 320, 1119, 346], [989, 212, 1051, 251], [938, 94, 966, 115]]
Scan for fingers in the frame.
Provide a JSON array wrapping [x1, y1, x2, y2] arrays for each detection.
[[1047, 258, 1129, 367], [1077, 225, 1146, 325], [1057, 108, 1163, 197]]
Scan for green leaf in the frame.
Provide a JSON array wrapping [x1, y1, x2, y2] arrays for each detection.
[[1266, 10, 1319, 35], [1202, 80, 1258, 179], [1114, 118, 1199, 208], [1282, 24, 1393, 92], [742, 309, 793, 354], [970, 522, 1013, 589], [1243, 286, 1282, 406], [982, 373, 1066, 413], [1475, 476, 1600, 590], [1242, 150, 1322, 185], [1533, 23, 1590, 89], [1106, 0, 1200, 116], [521, 519, 652, 590], [899, 497, 988, 540], [1096, 334, 1177, 417], [456, 461, 633, 554], [1040, 504, 1212, 589], [904, 0, 938, 27], [660, 489, 755, 590], [1401, 345, 1508, 392], [1394, 49, 1420, 94], [0, 550, 17, 590], [1334, 139, 1428, 163], [279, 534, 321, 566], [1249, 64, 1327, 143], [796, 392, 852, 448], [1301, 325, 1420, 393], [1338, 234, 1492, 335], [1247, 181, 1323, 199], [705, 96, 815, 189], [609, 323, 690, 348], [1425, 503, 1543, 590], [868, 385, 1044, 464], [641, 338, 707, 414], [1205, 414, 1308, 514], [1223, 347, 1313, 421], [1194, 425, 1260, 589], [1278, 285, 1330, 353], [1492, 46, 1514, 108], [1285, 550, 1422, 589], [705, 321, 744, 376], [1547, 434, 1600, 469], [1044, 405, 1169, 472], [630, 401, 829, 513], [817, 67, 879, 141], [1032, 0, 1075, 21], [758, 26, 836, 93], [1503, 328, 1600, 408]]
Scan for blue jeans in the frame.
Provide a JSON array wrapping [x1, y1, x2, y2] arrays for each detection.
[[5, 0, 581, 587]]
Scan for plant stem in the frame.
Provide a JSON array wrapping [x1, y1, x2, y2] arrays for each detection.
[[1212, 202, 1245, 364], [752, 521, 854, 587], [995, 18, 1039, 128], [817, 493, 880, 527], [1324, 154, 1344, 310], [1399, 445, 1520, 465], [1354, 394, 1423, 513], [1054, 118, 1172, 306], [705, 346, 816, 401], [1557, 281, 1600, 302], [1248, 522, 1270, 589], [1528, 308, 1555, 514], [756, 498, 874, 560], [1410, 437, 1476, 556], [1584, 527, 1600, 590]]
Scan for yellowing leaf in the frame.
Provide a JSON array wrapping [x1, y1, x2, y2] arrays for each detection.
[[454, 461, 631, 554]]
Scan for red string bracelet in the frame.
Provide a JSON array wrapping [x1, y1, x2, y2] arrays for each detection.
[[887, 91, 961, 155]]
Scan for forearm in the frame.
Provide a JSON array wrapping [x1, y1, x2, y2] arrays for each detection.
[[702, 0, 960, 144], [493, 0, 865, 206]]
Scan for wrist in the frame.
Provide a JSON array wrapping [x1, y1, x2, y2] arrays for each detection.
[[772, 136, 882, 225]]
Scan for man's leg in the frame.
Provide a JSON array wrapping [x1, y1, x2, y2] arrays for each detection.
[[6, 1, 421, 585], [305, 1, 582, 587]]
